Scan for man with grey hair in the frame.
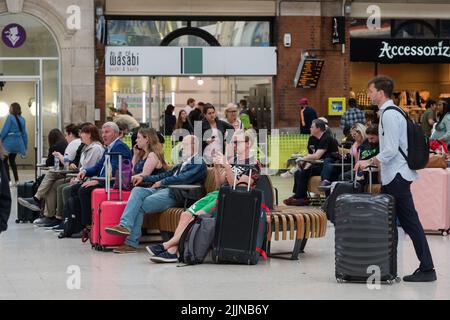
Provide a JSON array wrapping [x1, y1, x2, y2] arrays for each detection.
[[106, 135, 208, 254], [65, 122, 132, 232]]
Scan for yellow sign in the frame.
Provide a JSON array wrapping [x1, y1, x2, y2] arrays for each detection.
[[328, 97, 346, 116]]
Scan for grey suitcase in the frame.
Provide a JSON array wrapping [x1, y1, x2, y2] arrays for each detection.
[[334, 193, 400, 284]]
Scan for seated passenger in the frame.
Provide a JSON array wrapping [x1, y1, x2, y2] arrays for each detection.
[[147, 130, 261, 263], [430, 99, 450, 149], [132, 128, 168, 179], [53, 123, 105, 231], [105, 135, 208, 254], [283, 119, 338, 206], [67, 122, 132, 233], [338, 123, 367, 181], [18, 124, 81, 227]]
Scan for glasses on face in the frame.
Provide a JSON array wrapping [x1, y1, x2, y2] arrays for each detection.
[[233, 139, 249, 145]]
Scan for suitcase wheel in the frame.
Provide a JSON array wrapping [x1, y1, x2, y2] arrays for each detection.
[[440, 229, 448, 237], [15, 219, 20, 224], [395, 277, 401, 283], [336, 278, 345, 284]]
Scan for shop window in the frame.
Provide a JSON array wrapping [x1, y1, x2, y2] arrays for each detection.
[[392, 20, 437, 38], [439, 21, 450, 38], [107, 20, 186, 46], [107, 19, 271, 47]]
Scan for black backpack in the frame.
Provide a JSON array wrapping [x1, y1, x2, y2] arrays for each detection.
[[382, 106, 429, 170]]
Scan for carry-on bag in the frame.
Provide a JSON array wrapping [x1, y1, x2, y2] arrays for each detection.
[[334, 193, 400, 284], [90, 152, 131, 251], [212, 169, 268, 265]]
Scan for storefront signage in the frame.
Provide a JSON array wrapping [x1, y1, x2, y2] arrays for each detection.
[[294, 56, 325, 88], [2, 23, 26, 48], [351, 38, 450, 63], [106, 46, 277, 76], [332, 17, 345, 45]]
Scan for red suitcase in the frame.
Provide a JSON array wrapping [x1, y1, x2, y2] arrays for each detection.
[[411, 168, 450, 236], [90, 153, 131, 251]]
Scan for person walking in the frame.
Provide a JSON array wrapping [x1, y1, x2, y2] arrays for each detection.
[[0, 103, 28, 185], [355, 76, 436, 282]]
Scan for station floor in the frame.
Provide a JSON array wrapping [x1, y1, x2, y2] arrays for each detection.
[[0, 170, 449, 300]]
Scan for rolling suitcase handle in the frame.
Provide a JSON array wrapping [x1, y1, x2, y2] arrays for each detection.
[[232, 168, 253, 192], [105, 152, 123, 201]]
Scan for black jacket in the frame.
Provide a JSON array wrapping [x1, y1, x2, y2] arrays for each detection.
[[201, 119, 235, 153], [45, 140, 68, 167], [0, 159, 11, 233]]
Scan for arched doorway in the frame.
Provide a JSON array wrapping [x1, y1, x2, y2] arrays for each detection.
[[0, 12, 60, 165]]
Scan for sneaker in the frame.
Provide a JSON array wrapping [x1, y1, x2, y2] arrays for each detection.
[[18, 197, 41, 212], [320, 180, 331, 187], [146, 244, 165, 256], [113, 245, 137, 254], [403, 268, 437, 282], [34, 217, 55, 226], [50, 222, 65, 231], [33, 216, 46, 224], [41, 219, 62, 229], [105, 225, 131, 236], [150, 251, 178, 263], [280, 171, 293, 178]]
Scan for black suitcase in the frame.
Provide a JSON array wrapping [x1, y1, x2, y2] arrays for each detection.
[[212, 177, 268, 265], [16, 181, 38, 223], [334, 193, 400, 284]]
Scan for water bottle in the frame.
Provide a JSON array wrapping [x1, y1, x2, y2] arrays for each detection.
[[54, 157, 60, 170], [64, 156, 70, 171]]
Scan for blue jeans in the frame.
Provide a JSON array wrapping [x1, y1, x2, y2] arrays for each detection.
[[321, 157, 336, 182], [120, 187, 177, 248]]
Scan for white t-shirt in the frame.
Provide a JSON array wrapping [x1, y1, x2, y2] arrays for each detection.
[[184, 105, 193, 115], [64, 138, 82, 161]]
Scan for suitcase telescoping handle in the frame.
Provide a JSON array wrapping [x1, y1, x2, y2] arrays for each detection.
[[232, 166, 252, 192], [105, 152, 123, 201]]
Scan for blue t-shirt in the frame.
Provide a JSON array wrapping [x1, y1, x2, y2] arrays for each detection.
[[300, 107, 318, 134]]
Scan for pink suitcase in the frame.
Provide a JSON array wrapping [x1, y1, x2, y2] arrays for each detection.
[[411, 168, 450, 236], [90, 189, 131, 251], [89, 152, 132, 251]]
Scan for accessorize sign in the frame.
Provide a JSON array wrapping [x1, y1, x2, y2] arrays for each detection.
[[105, 46, 277, 76], [2, 23, 26, 48], [350, 38, 450, 63]]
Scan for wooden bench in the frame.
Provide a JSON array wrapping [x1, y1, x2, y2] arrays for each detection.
[[142, 170, 328, 261]]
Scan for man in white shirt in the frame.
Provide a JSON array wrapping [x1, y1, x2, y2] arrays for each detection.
[[356, 76, 436, 283], [183, 98, 196, 115]]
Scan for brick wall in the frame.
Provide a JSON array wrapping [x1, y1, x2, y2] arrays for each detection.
[[274, 15, 350, 128]]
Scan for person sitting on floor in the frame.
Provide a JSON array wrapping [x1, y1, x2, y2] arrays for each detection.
[[105, 135, 208, 254], [283, 119, 338, 206], [147, 129, 261, 263]]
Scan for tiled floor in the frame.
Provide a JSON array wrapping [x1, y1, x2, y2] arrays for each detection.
[[1, 170, 449, 300]]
